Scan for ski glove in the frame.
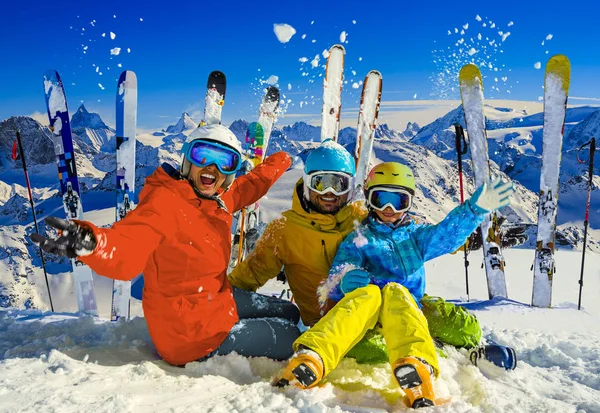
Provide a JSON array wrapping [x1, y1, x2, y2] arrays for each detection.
[[340, 269, 371, 295], [30, 216, 97, 259], [469, 177, 515, 215]]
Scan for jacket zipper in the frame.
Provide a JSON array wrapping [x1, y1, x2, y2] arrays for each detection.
[[322, 240, 331, 268]]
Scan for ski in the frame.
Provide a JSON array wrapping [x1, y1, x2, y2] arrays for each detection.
[[354, 70, 382, 194], [459, 64, 508, 299], [532, 55, 571, 308], [111, 70, 138, 321], [43, 70, 98, 316], [200, 70, 226, 126], [231, 87, 280, 268], [321, 44, 345, 142]]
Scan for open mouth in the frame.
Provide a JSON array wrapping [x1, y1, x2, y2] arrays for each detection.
[[199, 173, 217, 187], [382, 209, 397, 217]]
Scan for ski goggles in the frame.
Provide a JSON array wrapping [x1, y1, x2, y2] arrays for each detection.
[[184, 140, 241, 175], [367, 187, 413, 213], [305, 171, 353, 196]]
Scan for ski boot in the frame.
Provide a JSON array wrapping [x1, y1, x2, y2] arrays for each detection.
[[273, 348, 324, 389], [393, 356, 436, 408], [469, 343, 517, 370]]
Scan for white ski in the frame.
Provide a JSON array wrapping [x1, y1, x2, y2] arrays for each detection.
[[354, 70, 382, 194], [532, 55, 571, 308], [111, 70, 138, 321], [459, 64, 508, 299], [321, 44, 345, 142], [43, 70, 98, 316]]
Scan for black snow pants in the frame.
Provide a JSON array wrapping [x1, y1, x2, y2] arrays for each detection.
[[202, 287, 301, 361]]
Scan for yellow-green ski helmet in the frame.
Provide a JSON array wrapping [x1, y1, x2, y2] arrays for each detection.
[[365, 162, 416, 194]]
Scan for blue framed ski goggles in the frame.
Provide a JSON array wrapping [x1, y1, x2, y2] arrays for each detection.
[[305, 171, 353, 196], [183, 140, 241, 175], [368, 187, 413, 213]]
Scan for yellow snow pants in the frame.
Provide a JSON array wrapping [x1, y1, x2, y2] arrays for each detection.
[[294, 283, 439, 377]]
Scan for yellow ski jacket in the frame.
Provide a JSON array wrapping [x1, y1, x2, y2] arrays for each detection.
[[228, 180, 367, 326]]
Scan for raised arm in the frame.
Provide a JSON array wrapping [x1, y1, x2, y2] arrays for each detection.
[[227, 151, 292, 213]]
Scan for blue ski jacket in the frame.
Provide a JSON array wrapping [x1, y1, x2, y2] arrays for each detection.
[[319, 201, 485, 307]]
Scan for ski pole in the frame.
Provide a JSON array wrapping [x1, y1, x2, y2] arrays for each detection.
[[13, 131, 54, 311], [577, 137, 595, 310], [454, 124, 470, 301]]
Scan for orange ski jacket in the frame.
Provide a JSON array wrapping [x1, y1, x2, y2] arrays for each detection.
[[81, 152, 292, 365]]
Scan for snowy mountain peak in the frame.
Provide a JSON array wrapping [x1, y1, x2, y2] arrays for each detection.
[[165, 112, 197, 135], [71, 104, 109, 131]]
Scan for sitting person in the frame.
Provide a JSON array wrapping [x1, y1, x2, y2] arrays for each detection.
[[275, 162, 514, 408], [32, 124, 300, 365]]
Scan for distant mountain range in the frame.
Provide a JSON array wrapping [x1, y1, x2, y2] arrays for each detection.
[[0, 102, 598, 309]]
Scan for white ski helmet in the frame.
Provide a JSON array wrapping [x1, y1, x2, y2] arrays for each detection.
[[180, 124, 243, 190]]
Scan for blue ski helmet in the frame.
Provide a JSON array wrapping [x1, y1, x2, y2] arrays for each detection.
[[303, 139, 356, 202], [303, 139, 356, 176]]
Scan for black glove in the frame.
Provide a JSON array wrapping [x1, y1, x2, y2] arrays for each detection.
[[30, 216, 97, 259]]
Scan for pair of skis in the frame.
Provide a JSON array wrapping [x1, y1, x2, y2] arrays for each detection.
[[43, 70, 139, 319], [458, 55, 570, 306], [319, 44, 383, 194]]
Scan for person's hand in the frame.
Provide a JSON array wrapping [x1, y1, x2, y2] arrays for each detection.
[[469, 177, 514, 214], [340, 269, 371, 294], [30, 217, 97, 259]]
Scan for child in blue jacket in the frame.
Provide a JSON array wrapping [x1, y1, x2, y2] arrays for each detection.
[[275, 162, 514, 408]]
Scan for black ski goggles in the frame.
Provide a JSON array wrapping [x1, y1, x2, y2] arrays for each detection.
[[306, 172, 353, 196], [368, 188, 413, 213], [184, 140, 241, 175]]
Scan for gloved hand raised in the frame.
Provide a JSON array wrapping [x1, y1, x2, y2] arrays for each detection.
[[30, 216, 97, 259], [340, 269, 371, 295], [469, 177, 515, 214]]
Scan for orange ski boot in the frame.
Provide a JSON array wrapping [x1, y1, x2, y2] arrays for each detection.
[[393, 356, 436, 408], [273, 348, 324, 389]]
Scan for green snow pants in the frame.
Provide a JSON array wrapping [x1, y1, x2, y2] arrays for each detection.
[[346, 294, 482, 364]]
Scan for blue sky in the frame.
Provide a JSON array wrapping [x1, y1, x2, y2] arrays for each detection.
[[2, 0, 599, 131]]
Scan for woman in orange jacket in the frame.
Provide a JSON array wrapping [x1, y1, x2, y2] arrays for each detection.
[[32, 124, 300, 366]]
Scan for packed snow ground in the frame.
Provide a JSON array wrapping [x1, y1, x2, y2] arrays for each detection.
[[1, 167, 600, 412]]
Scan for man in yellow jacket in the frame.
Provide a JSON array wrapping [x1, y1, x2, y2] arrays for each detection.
[[229, 139, 363, 327]]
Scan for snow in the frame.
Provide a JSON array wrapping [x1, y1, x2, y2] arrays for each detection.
[[298, 57, 308, 63], [110, 47, 121, 56], [352, 82, 359, 89], [340, 31, 347, 43], [311, 55, 319, 68], [266, 75, 279, 85], [352, 20, 357, 24], [98, 83, 104, 90], [546, 34, 553, 40], [110, 32, 116, 40], [273, 23, 296, 43], [508, 21, 514, 27], [534, 62, 542, 69], [413, 94, 417, 99], [468, 48, 477, 56], [476, 15, 482, 21], [287, 83, 292, 91], [301, 34, 306, 39]]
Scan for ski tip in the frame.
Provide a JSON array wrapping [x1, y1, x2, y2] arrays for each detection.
[[545, 54, 570, 93], [459, 64, 482, 86], [118, 70, 138, 87], [366, 70, 383, 80], [329, 44, 346, 54], [265, 86, 280, 102], [209, 70, 226, 79], [43, 69, 60, 83]]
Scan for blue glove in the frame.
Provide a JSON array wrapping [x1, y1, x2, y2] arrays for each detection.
[[340, 269, 371, 295], [469, 177, 514, 215]]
